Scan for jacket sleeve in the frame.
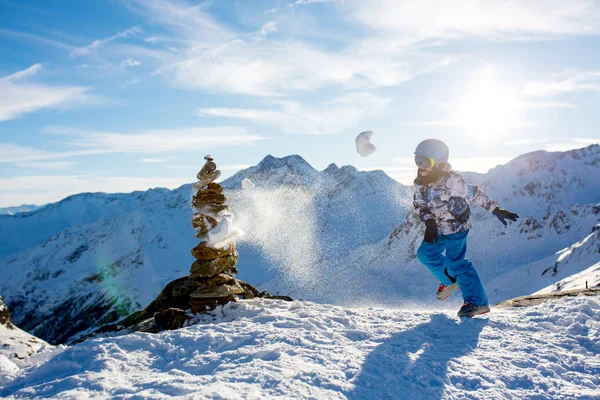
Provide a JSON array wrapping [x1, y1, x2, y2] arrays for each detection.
[[448, 172, 498, 212], [413, 186, 434, 222]]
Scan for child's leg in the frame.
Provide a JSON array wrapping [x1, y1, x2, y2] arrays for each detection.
[[416, 239, 455, 286], [444, 230, 488, 306]]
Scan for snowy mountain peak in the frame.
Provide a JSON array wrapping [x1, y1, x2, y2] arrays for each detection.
[[498, 143, 600, 176], [256, 154, 316, 173], [323, 163, 339, 173]]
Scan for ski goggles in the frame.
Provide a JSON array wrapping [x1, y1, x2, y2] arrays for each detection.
[[414, 155, 435, 169]]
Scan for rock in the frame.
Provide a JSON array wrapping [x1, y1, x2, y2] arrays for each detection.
[[193, 273, 236, 287], [189, 253, 239, 278], [197, 159, 217, 179], [192, 191, 227, 205], [154, 308, 191, 330], [193, 172, 221, 190], [118, 277, 196, 328], [192, 214, 218, 238], [189, 282, 245, 299], [189, 295, 236, 312], [191, 241, 236, 261], [235, 280, 294, 301], [0, 296, 15, 329], [207, 182, 223, 193], [192, 198, 229, 213]]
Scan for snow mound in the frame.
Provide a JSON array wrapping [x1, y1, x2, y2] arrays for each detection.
[[2, 296, 599, 399]]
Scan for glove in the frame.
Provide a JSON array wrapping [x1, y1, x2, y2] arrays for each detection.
[[492, 207, 519, 226], [424, 219, 439, 243]]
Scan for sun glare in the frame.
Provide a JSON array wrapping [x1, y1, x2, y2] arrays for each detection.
[[455, 69, 523, 139]]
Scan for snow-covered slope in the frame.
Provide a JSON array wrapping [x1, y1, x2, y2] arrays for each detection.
[[0, 296, 50, 386], [0, 155, 410, 344], [1, 296, 599, 399]]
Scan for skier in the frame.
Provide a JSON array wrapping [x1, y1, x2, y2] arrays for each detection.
[[412, 139, 519, 317]]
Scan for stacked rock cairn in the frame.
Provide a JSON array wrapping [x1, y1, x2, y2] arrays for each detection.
[[189, 155, 245, 312]]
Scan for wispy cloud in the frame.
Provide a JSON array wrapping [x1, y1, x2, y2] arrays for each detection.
[[0, 127, 266, 168], [122, 0, 232, 41], [0, 66, 90, 122], [124, 0, 455, 96], [70, 26, 143, 56], [4, 64, 43, 82], [69, 127, 266, 153], [0, 28, 78, 52], [198, 93, 392, 135], [138, 157, 170, 163], [523, 71, 600, 97], [346, 0, 600, 41]]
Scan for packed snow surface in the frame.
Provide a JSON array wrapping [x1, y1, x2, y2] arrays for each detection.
[[2, 296, 599, 399]]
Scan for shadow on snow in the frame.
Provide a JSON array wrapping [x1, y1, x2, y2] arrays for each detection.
[[347, 313, 487, 400]]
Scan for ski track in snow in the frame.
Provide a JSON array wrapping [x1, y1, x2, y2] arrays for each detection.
[[1, 296, 599, 399]]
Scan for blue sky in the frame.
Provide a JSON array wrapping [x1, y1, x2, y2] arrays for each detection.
[[1, 0, 599, 207]]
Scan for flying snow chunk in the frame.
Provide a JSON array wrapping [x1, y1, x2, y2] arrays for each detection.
[[242, 178, 255, 190], [207, 212, 235, 247], [355, 131, 376, 157]]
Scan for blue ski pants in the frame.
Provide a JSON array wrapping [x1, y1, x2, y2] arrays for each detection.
[[416, 229, 488, 306]]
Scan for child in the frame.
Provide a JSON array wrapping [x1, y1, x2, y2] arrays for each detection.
[[412, 139, 519, 317]]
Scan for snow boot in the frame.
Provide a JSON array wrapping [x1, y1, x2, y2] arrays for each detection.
[[436, 282, 458, 301], [457, 303, 490, 318]]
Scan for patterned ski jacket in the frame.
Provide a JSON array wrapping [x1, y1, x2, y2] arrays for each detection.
[[413, 164, 499, 235]]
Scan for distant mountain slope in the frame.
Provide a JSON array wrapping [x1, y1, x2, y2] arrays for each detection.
[[0, 204, 42, 216]]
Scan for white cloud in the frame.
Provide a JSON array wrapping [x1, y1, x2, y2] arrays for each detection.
[[1, 127, 266, 169], [70, 26, 143, 56], [120, 58, 142, 67], [346, 0, 600, 40], [198, 93, 392, 135], [0, 76, 89, 122], [144, 36, 164, 44], [523, 71, 600, 97], [4, 64, 43, 82], [138, 157, 170, 163], [70, 127, 266, 153], [519, 101, 577, 109], [0, 175, 191, 208], [122, 0, 232, 42], [0, 144, 101, 165], [295, 0, 334, 5]]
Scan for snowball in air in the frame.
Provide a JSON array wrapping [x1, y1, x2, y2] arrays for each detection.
[[355, 131, 376, 157]]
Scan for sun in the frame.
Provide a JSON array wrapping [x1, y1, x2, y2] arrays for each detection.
[[455, 68, 523, 139]]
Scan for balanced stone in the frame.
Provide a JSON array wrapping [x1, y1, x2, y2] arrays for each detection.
[[206, 182, 223, 193], [189, 252, 239, 278], [189, 281, 245, 299], [192, 273, 237, 287], [192, 191, 227, 205], [191, 241, 236, 261], [192, 204, 230, 218]]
